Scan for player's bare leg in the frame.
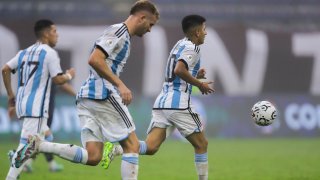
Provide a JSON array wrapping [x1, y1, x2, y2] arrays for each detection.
[[102, 127, 166, 171], [186, 132, 208, 180], [85, 141, 104, 165], [144, 127, 167, 155]]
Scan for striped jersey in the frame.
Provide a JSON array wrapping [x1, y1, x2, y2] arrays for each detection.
[[77, 23, 131, 100], [153, 38, 201, 109], [6, 42, 63, 118]]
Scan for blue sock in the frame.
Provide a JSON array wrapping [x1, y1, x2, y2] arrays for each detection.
[[45, 134, 54, 142], [195, 153, 208, 163], [139, 141, 147, 155]]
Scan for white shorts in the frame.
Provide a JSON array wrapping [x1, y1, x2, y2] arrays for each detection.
[[77, 94, 135, 146], [147, 107, 203, 137], [20, 117, 49, 144]]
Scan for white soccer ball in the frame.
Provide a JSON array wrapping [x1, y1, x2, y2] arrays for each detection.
[[251, 101, 277, 126]]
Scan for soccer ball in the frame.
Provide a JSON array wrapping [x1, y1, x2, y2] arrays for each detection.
[[251, 101, 277, 126]]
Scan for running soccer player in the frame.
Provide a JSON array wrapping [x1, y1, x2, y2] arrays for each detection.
[[2, 19, 75, 180], [106, 14, 214, 180], [24, 1, 159, 180], [12, 83, 76, 173]]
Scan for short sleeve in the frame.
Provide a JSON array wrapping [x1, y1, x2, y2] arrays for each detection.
[[178, 46, 198, 70], [6, 51, 22, 71], [95, 32, 121, 57], [47, 50, 63, 77]]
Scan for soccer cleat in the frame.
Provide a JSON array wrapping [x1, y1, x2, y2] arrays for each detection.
[[49, 160, 64, 172], [100, 142, 115, 169], [14, 135, 40, 168]]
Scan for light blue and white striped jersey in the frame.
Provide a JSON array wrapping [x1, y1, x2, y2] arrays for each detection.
[[6, 42, 63, 118], [77, 23, 131, 100], [153, 38, 201, 109]]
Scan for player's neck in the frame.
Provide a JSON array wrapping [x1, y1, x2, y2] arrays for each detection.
[[124, 16, 135, 37], [37, 39, 48, 45], [187, 36, 200, 46]]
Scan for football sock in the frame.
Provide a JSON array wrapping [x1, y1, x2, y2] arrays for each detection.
[[114, 144, 124, 156], [139, 141, 147, 155], [39, 142, 88, 164], [44, 134, 54, 162], [121, 153, 139, 180], [195, 153, 208, 180]]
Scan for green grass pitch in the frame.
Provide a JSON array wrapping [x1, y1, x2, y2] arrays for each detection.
[[1, 138, 320, 180]]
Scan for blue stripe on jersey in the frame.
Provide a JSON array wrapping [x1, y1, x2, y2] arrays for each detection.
[[169, 45, 185, 108], [101, 79, 108, 98], [26, 50, 46, 116], [88, 72, 96, 99], [111, 40, 129, 74], [171, 77, 181, 108], [20, 45, 39, 116], [189, 60, 201, 93], [17, 50, 26, 115], [39, 77, 50, 117], [159, 84, 169, 108], [78, 80, 87, 99]]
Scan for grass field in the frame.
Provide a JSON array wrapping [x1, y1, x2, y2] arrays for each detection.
[[1, 138, 320, 180]]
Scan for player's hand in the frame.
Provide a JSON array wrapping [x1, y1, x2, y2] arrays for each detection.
[[66, 68, 75, 79], [196, 68, 206, 79], [118, 84, 132, 106], [7, 96, 17, 119], [8, 96, 15, 107], [198, 81, 215, 95]]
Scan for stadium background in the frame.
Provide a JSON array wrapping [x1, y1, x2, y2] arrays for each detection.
[[0, 0, 320, 179]]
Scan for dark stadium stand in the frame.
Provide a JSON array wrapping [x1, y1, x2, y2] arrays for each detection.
[[1, 0, 320, 30]]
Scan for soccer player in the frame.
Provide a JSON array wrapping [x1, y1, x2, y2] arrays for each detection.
[[2, 19, 75, 180], [107, 14, 214, 180], [16, 83, 76, 173], [24, 1, 159, 179]]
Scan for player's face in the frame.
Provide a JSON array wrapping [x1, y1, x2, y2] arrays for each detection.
[[136, 12, 158, 37], [47, 25, 58, 47], [197, 23, 207, 45]]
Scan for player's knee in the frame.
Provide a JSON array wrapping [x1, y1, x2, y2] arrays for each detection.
[[122, 142, 140, 153], [193, 139, 208, 151], [87, 152, 102, 166]]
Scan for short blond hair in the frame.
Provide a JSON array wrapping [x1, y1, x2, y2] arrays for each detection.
[[130, 0, 159, 19]]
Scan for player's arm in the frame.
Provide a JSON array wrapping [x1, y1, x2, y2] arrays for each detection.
[[52, 68, 75, 85], [88, 47, 132, 105], [196, 68, 206, 79], [174, 60, 214, 95], [2, 65, 15, 100], [2, 64, 16, 118]]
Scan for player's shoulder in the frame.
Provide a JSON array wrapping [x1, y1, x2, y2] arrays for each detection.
[[41, 44, 57, 55], [181, 38, 200, 53], [35, 44, 59, 61], [103, 23, 129, 39]]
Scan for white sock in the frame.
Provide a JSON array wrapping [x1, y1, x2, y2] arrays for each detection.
[[6, 144, 27, 180], [195, 153, 208, 180], [114, 145, 123, 156], [121, 153, 139, 180], [39, 142, 88, 164]]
